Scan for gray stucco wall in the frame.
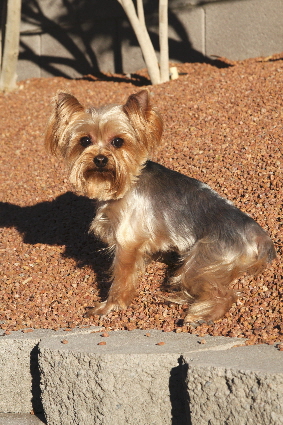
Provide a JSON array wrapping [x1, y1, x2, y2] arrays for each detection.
[[6, 0, 283, 81]]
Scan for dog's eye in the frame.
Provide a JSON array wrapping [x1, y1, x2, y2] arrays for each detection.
[[111, 137, 124, 148], [80, 136, 92, 147]]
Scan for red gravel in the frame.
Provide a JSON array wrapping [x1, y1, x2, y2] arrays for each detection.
[[1, 54, 282, 345]]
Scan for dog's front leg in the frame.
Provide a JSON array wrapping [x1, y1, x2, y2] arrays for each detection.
[[86, 243, 145, 317]]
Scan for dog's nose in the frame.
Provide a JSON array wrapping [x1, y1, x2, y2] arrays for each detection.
[[93, 154, 108, 168]]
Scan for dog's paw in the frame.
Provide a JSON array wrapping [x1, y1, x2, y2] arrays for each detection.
[[84, 301, 117, 317], [183, 317, 214, 327]]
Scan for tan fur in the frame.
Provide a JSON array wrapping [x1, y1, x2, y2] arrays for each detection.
[[45, 90, 276, 324]]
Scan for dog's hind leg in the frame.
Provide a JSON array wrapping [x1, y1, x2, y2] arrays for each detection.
[[174, 230, 275, 323]]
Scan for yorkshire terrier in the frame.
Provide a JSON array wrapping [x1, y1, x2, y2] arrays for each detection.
[[45, 90, 276, 324]]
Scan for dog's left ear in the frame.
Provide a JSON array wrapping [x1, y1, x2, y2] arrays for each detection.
[[123, 90, 163, 153], [123, 90, 150, 117]]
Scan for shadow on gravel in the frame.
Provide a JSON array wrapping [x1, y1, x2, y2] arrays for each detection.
[[0, 192, 113, 299], [78, 72, 151, 86]]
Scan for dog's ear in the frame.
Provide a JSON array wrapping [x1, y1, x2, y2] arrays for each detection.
[[45, 92, 84, 155], [123, 90, 150, 116], [123, 90, 163, 154]]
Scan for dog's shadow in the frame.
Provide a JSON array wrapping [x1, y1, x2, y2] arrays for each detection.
[[0, 192, 112, 298]]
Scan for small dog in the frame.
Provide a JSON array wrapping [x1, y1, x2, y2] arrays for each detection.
[[45, 90, 276, 323]]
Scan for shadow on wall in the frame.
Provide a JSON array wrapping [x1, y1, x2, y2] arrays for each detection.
[[169, 356, 191, 425], [30, 344, 47, 423], [17, 0, 233, 80]]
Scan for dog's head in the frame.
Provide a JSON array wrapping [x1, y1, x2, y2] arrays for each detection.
[[45, 90, 163, 201]]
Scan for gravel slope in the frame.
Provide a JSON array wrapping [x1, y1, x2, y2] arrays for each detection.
[[1, 55, 282, 346]]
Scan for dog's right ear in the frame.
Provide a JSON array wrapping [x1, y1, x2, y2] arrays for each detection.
[[45, 92, 84, 155]]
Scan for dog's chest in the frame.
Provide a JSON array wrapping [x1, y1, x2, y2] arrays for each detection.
[[92, 198, 130, 245]]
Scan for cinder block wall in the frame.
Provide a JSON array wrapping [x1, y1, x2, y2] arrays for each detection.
[[15, 0, 283, 81]]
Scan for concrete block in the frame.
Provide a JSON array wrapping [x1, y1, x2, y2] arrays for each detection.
[[119, 4, 205, 73], [168, 5, 205, 59], [20, 0, 128, 79], [18, 18, 42, 80], [38, 330, 241, 425], [0, 327, 101, 414], [205, 0, 283, 60], [40, 18, 120, 78], [0, 413, 45, 425], [185, 344, 283, 424], [40, 32, 86, 79], [0, 332, 42, 414], [18, 33, 41, 81], [17, 0, 283, 80], [2, 327, 283, 424]]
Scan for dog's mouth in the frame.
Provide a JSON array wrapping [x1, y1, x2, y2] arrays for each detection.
[[80, 165, 119, 200], [84, 167, 115, 179]]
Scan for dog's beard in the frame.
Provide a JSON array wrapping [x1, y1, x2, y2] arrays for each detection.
[[84, 169, 116, 200], [69, 159, 116, 200], [69, 155, 141, 201]]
